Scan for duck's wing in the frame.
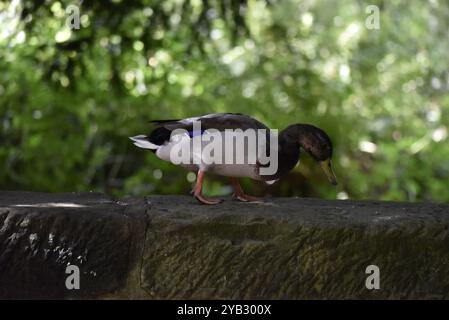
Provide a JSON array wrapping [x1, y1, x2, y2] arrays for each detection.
[[150, 113, 269, 132], [151, 113, 276, 173]]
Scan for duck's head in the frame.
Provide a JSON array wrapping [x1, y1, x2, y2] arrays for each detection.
[[282, 124, 338, 185]]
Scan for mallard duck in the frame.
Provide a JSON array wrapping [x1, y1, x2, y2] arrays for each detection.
[[130, 113, 337, 204]]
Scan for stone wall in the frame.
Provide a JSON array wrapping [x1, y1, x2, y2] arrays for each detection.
[[1, 191, 449, 299]]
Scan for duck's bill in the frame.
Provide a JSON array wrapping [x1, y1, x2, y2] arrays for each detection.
[[319, 159, 338, 186]]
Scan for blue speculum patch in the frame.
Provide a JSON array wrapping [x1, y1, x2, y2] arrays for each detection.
[[188, 130, 206, 138]]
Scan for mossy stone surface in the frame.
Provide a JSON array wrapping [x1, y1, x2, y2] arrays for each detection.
[[1, 191, 449, 299]]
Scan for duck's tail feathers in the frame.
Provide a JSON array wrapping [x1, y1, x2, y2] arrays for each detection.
[[129, 135, 160, 150]]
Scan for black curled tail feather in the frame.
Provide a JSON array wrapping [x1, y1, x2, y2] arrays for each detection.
[[149, 119, 181, 125]]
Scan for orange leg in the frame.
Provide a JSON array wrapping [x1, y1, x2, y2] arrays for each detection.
[[194, 170, 222, 205], [231, 178, 263, 202]]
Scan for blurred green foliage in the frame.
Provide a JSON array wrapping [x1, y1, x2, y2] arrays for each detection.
[[1, 0, 448, 202]]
